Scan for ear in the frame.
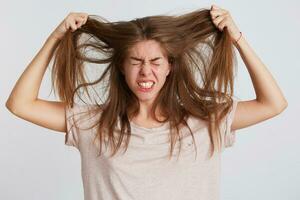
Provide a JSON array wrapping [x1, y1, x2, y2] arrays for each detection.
[[166, 63, 171, 76], [166, 69, 170, 76]]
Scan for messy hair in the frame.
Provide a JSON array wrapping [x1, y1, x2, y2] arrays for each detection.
[[51, 7, 237, 160]]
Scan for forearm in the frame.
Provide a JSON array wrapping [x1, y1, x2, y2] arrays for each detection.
[[234, 34, 288, 111], [6, 34, 61, 109]]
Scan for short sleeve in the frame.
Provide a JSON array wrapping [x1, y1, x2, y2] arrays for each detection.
[[64, 103, 97, 150], [221, 97, 240, 150]]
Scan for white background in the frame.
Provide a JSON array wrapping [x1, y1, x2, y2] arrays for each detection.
[[1, 0, 299, 199]]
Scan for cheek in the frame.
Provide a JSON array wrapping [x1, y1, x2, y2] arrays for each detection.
[[155, 63, 170, 75], [124, 69, 139, 85], [155, 73, 169, 88], [156, 67, 169, 78]]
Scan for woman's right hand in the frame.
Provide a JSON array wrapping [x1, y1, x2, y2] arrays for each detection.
[[50, 12, 89, 40]]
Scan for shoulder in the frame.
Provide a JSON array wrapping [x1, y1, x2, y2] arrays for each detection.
[[66, 103, 103, 127]]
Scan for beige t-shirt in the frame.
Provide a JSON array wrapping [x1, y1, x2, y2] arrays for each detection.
[[65, 98, 239, 200]]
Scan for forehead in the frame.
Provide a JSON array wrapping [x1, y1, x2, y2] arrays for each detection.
[[127, 40, 167, 58]]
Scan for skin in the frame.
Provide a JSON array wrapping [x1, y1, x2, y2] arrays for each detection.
[[122, 40, 171, 124], [209, 4, 287, 131], [5, 5, 287, 134]]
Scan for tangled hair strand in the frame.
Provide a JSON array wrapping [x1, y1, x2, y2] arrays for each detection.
[[51, 7, 238, 160]]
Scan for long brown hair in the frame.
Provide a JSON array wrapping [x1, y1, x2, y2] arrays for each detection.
[[51, 7, 237, 160]]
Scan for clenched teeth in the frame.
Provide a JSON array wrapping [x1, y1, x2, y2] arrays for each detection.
[[138, 81, 154, 88]]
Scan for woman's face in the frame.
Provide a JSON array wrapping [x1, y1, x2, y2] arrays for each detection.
[[122, 40, 171, 103]]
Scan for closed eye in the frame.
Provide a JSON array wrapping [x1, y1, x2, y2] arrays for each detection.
[[131, 63, 160, 66]]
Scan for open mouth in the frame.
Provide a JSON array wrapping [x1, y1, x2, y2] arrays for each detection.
[[137, 81, 155, 92]]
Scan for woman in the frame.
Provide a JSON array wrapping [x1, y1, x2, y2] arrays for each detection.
[[6, 4, 287, 200]]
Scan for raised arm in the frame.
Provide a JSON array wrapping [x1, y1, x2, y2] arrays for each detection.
[[210, 5, 288, 131], [5, 12, 88, 132]]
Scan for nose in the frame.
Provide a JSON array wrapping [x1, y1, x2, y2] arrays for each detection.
[[139, 62, 152, 76]]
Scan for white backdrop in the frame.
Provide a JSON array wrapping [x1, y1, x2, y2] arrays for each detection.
[[1, 0, 299, 199]]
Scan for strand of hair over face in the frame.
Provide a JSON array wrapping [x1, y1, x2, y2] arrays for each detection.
[[51, 7, 238, 160]]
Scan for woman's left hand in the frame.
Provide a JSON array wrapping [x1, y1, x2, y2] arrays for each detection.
[[210, 4, 241, 43]]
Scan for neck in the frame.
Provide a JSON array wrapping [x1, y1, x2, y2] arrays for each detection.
[[129, 102, 166, 121]]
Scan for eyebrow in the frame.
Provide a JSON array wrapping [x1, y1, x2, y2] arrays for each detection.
[[129, 56, 162, 61]]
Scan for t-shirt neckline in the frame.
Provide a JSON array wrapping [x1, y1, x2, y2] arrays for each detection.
[[130, 120, 170, 132]]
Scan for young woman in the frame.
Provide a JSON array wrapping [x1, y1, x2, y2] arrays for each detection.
[[6, 4, 287, 200]]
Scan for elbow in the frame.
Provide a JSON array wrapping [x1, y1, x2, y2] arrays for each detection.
[[5, 99, 16, 114], [6, 98, 36, 115], [274, 100, 288, 114], [6, 99, 12, 110], [5, 98, 21, 115]]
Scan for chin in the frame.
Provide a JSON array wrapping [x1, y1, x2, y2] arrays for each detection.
[[136, 94, 154, 100], [130, 84, 161, 101]]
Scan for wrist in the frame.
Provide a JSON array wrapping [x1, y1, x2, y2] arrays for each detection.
[[233, 31, 242, 45], [48, 33, 62, 42], [233, 33, 245, 49], [45, 34, 62, 48]]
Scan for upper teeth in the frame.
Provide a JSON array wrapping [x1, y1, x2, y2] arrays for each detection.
[[138, 81, 154, 88]]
